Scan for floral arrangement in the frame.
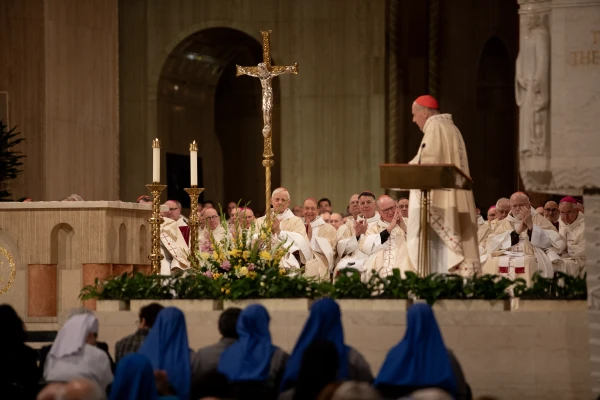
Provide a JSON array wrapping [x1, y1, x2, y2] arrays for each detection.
[[189, 208, 292, 284]]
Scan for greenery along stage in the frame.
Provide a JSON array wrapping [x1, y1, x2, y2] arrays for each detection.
[[80, 270, 587, 305]]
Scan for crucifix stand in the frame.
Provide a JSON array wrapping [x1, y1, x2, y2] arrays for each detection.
[[236, 30, 298, 233]]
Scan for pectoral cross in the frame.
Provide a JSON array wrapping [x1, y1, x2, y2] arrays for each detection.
[[236, 30, 298, 234]]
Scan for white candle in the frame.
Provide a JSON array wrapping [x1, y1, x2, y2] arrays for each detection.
[[190, 141, 198, 186], [152, 139, 160, 183]]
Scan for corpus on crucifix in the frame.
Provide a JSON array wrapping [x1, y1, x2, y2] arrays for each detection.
[[236, 30, 298, 229]]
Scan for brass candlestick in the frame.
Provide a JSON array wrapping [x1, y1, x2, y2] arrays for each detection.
[[184, 186, 205, 255], [146, 183, 167, 274]]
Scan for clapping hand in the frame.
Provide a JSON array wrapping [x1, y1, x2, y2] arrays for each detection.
[[354, 219, 368, 236], [272, 216, 281, 235]]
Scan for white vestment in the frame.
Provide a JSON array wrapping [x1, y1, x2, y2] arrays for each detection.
[[160, 217, 190, 274], [360, 219, 415, 281], [335, 213, 381, 273], [176, 217, 188, 227], [407, 114, 481, 276], [304, 216, 337, 280], [558, 212, 586, 276], [256, 209, 312, 270], [199, 225, 227, 248], [482, 208, 565, 285]]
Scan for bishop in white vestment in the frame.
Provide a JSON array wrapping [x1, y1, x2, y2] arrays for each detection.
[[558, 196, 586, 276], [407, 95, 481, 276], [255, 188, 312, 270], [482, 192, 565, 285], [302, 198, 337, 280], [360, 196, 415, 281], [160, 217, 190, 275], [199, 208, 227, 250]]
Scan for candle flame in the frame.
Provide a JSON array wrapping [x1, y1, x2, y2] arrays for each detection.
[[190, 141, 198, 152], [152, 138, 160, 148]]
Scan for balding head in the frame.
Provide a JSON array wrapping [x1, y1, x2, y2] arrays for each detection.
[[377, 195, 396, 223], [329, 213, 344, 230], [57, 378, 105, 400], [495, 197, 510, 221], [203, 207, 219, 230], [510, 192, 531, 220], [543, 201, 559, 223], [348, 194, 360, 217], [163, 200, 181, 221]]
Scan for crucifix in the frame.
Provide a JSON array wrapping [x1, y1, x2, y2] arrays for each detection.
[[236, 30, 298, 230]]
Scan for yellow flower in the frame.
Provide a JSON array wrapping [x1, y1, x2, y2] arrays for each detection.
[[239, 266, 248, 276], [200, 252, 210, 260], [212, 250, 219, 259], [242, 250, 251, 260], [229, 249, 241, 257], [226, 289, 231, 295], [213, 272, 222, 280], [259, 251, 272, 261], [279, 268, 286, 275], [248, 271, 257, 279], [260, 233, 267, 240], [220, 287, 225, 292]]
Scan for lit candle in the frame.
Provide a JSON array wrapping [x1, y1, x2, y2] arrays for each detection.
[[190, 141, 198, 186], [152, 139, 160, 183]]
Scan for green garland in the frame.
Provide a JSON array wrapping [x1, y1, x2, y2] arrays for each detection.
[[80, 269, 586, 305]]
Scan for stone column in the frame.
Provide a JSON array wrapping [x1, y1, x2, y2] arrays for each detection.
[[27, 264, 57, 317]]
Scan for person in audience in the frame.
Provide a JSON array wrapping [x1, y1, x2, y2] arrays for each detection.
[[397, 197, 409, 219], [331, 381, 380, 400], [375, 303, 469, 399], [279, 341, 339, 400], [38, 378, 106, 400], [255, 187, 312, 270], [280, 298, 373, 392], [109, 353, 178, 400], [217, 304, 289, 400], [44, 314, 113, 390], [558, 196, 586, 275], [137, 195, 152, 204], [138, 307, 191, 400], [115, 303, 164, 363], [329, 213, 344, 230], [360, 195, 413, 280], [0, 304, 40, 400], [292, 205, 304, 218], [318, 198, 333, 214], [304, 198, 338, 280], [321, 211, 332, 223], [191, 308, 242, 399], [543, 200, 560, 230], [483, 192, 565, 285], [408, 388, 455, 400]]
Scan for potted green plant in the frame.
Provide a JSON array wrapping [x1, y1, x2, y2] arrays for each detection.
[[511, 272, 587, 311], [334, 269, 411, 311], [80, 273, 132, 311]]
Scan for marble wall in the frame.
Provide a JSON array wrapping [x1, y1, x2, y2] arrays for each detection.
[[119, 0, 386, 210]]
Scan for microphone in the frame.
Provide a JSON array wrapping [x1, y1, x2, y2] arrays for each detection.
[[418, 143, 426, 164]]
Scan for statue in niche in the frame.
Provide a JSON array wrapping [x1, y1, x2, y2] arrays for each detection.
[[515, 13, 550, 169]]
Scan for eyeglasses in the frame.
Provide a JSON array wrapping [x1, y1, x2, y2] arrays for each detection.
[[169, 207, 179, 211], [544, 208, 558, 213], [349, 201, 359, 205], [206, 215, 220, 220], [381, 205, 396, 214]]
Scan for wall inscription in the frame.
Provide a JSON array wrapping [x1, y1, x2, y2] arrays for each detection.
[[568, 30, 600, 66]]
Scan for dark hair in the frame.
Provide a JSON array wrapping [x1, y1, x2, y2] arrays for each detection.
[[318, 198, 332, 207], [0, 304, 27, 344], [204, 200, 215, 207], [219, 307, 242, 339], [139, 303, 164, 328], [293, 340, 339, 400], [358, 191, 376, 200]]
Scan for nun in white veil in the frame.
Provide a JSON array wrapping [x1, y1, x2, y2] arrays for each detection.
[[43, 313, 113, 390]]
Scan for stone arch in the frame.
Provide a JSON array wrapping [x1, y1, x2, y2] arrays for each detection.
[[50, 223, 75, 270]]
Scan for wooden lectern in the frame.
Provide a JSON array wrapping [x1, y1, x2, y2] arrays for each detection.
[[380, 164, 473, 276]]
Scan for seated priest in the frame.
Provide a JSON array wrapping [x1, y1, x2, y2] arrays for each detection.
[[199, 208, 227, 249], [303, 198, 338, 280], [335, 191, 382, 274], [255, 188, 312, 270], [329, 213, 344, 230], [478, 205, 498, 244], [558, 196, 586, 276], [482, 192, 565, 285], [543, 201, 560, 230], [360, 195, 415, 281], [164, 200, 188, 227], [396, 198, 409, 219], [479, 198, 511, 264], [160, 217, 190, 275]]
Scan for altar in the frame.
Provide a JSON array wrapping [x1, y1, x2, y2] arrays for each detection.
[[0, 201, 151, 320]]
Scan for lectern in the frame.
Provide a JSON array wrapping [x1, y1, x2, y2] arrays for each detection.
[[380, 164, 473, 276]]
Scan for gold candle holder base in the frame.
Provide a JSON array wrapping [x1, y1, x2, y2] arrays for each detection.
[[146, 182, 167, 274], [184, 186, 205, 255]]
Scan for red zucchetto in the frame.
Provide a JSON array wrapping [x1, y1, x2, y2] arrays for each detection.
[[560, 196, 578, 204], [414, 95, 439, 109]]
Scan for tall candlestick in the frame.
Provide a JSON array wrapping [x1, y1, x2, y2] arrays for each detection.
[[190, 141, 198, 186], [152, 139, 161, 183]]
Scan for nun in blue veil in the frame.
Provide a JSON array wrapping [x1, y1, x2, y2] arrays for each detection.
[[280, 298, 373, 393], [217, 304, 288, 400], [375, 303, 470, 399], [138, 307, 190, 400]]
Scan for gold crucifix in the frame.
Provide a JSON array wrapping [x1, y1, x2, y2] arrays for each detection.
[[236, 30, 298, 231]]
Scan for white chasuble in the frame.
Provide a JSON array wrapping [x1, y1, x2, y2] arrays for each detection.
[[407, 114, 481, 276], [304, 216, 337, 280], [256, 209, 312, 270], [360, 219, 415, 282], [335, 213, 381, 273], [160, 217, 190, 274], [482, 208, 566, 285], [558, 212, 586, 276]]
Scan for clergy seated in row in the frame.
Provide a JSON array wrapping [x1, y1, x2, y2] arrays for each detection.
[[478, 198, 511, 264], [477, 205, 497, 246], [543, 200, 560, 230], [302, 198, 338, 280], [163, 200, 188, 227], [360, 195, 415, 281], [255, 187, 312, 270], [396, 197, 409, 219], [159, 217, 190, 275], [482, 192, 565, 285], [557, 196, 586, 276], [199, 208, 227, 250], [335, 192, 381, 273], [230, 207, 256, 229], [329, 213, 344, 230]]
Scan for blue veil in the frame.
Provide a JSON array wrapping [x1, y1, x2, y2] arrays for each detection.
[[109, 353, 158, 400]]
